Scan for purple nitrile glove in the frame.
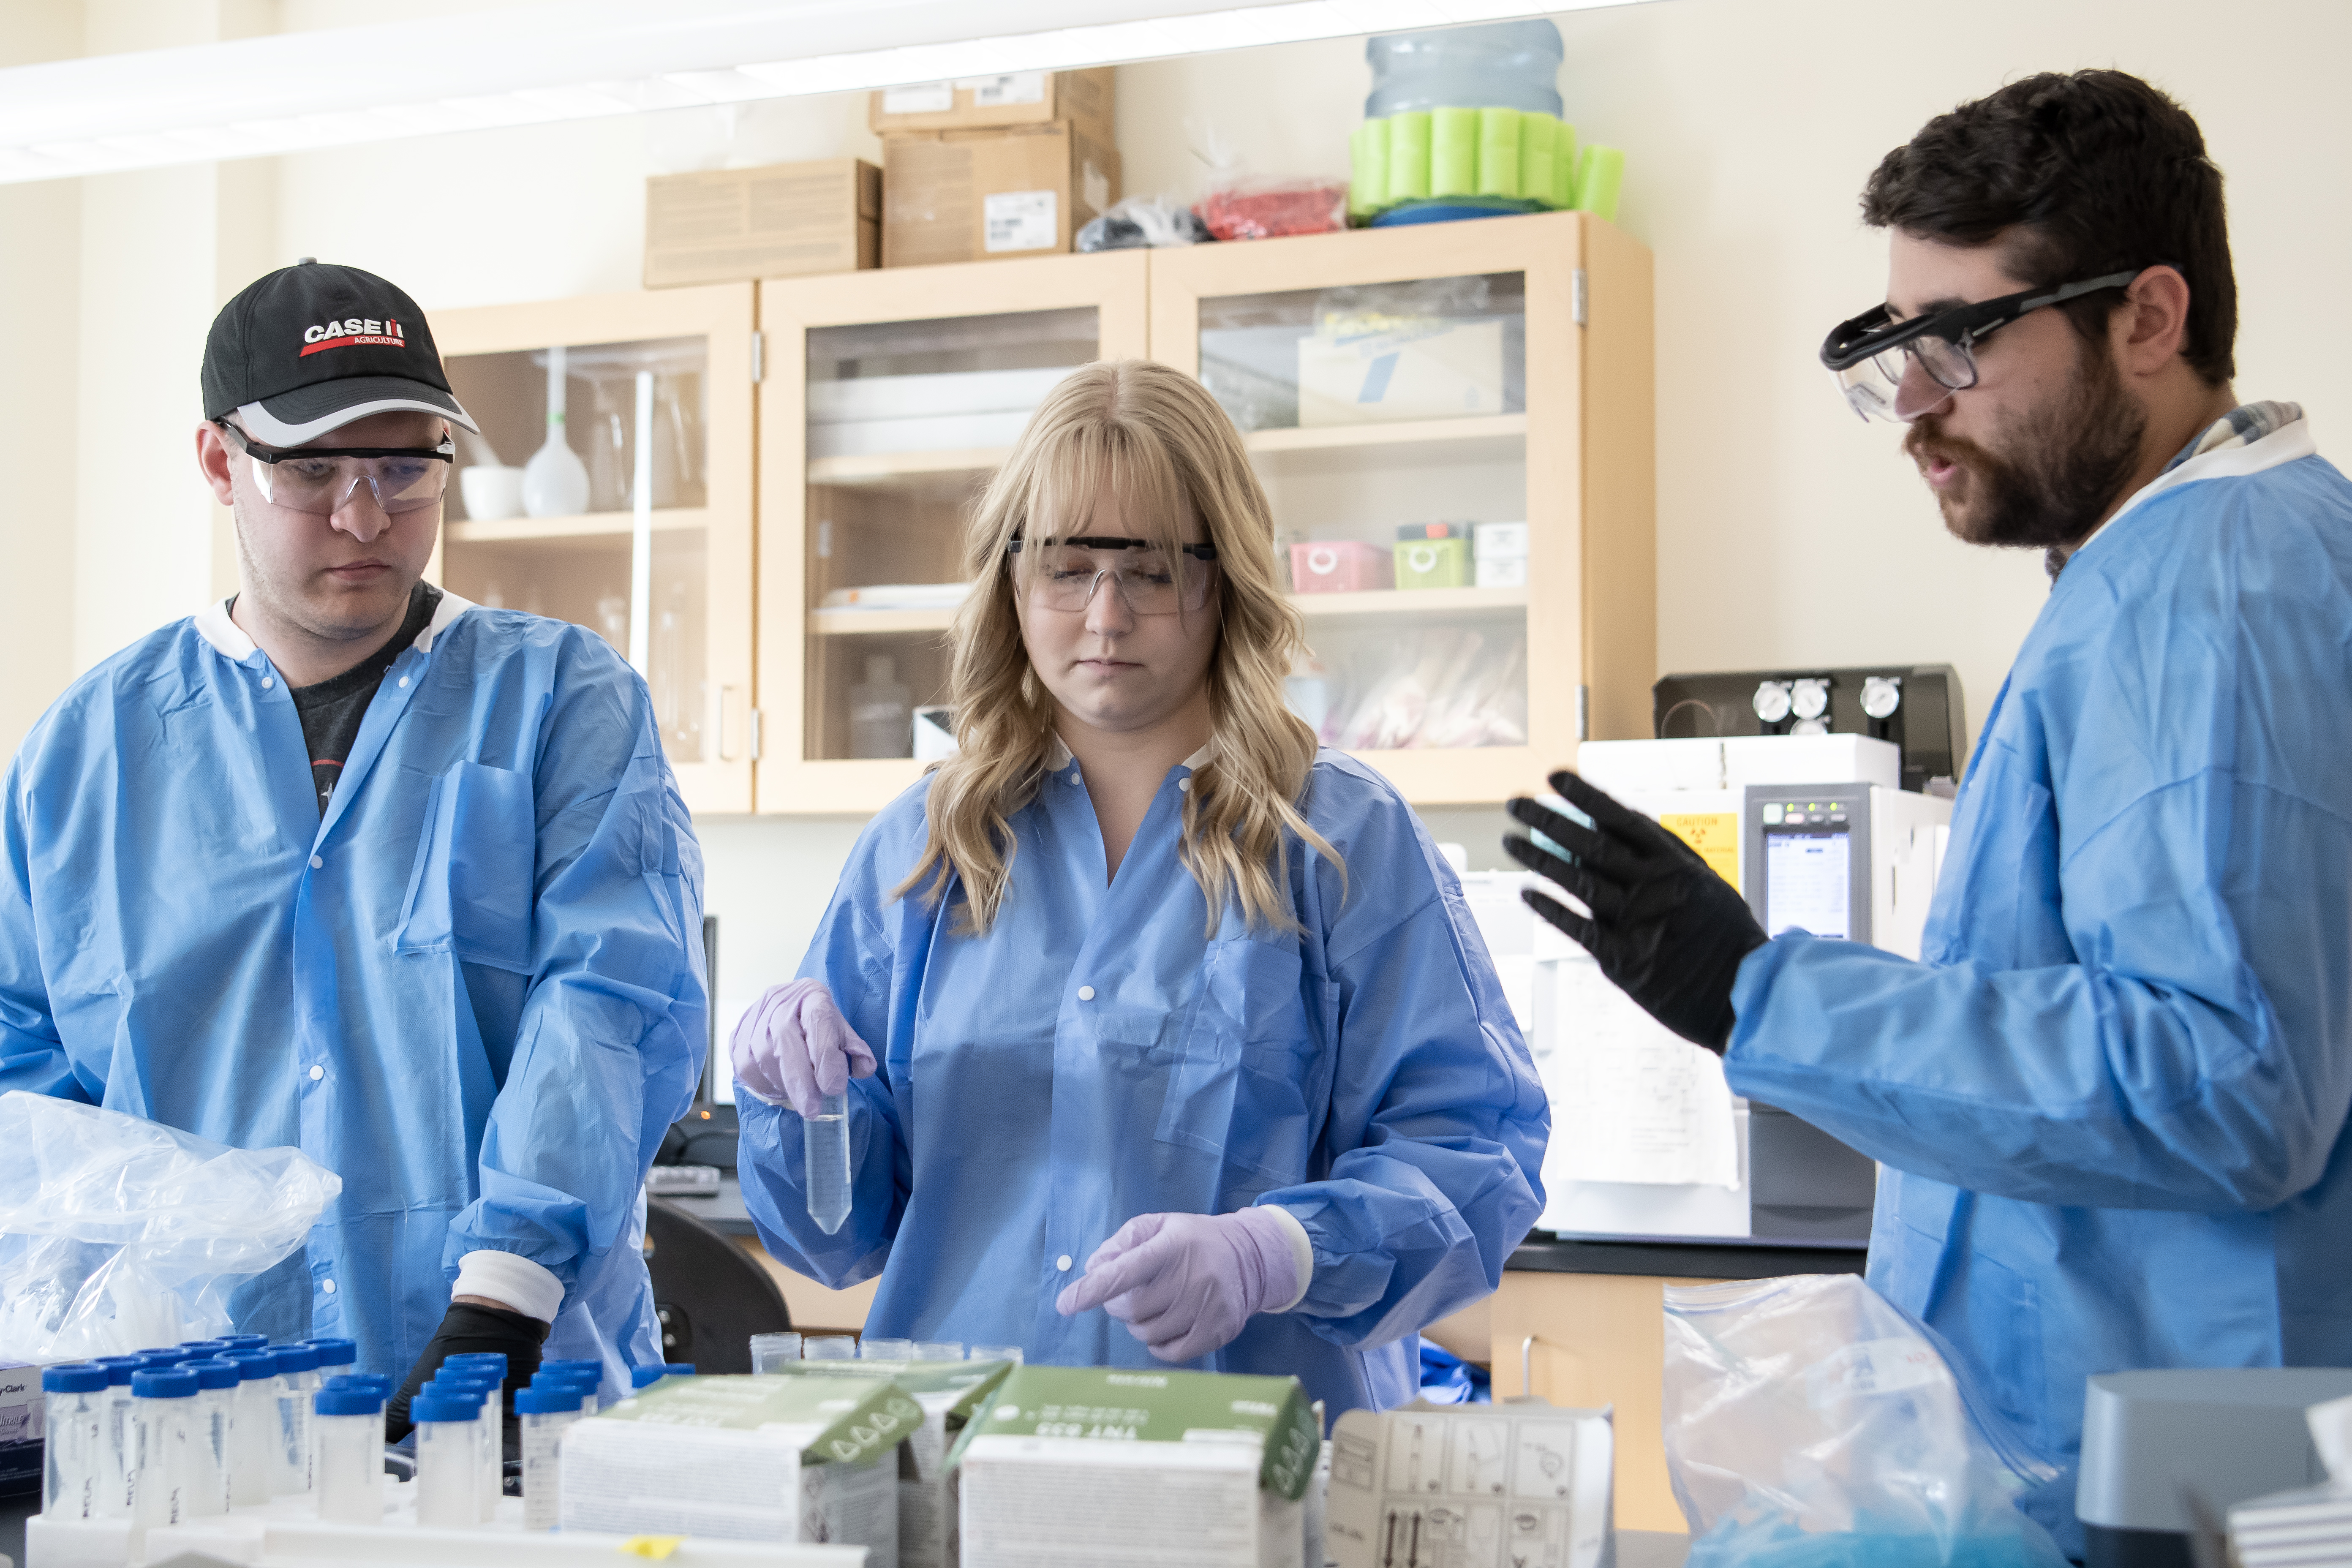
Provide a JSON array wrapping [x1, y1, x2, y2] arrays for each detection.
[[1053, 1209, 1303, 1363], [727, 979, 878, 1118]]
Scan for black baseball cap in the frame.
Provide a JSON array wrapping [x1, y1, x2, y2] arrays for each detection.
[[202, 258, 476, 445]]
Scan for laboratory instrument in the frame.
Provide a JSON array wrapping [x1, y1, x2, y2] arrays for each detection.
[[1652, 663, 1966, 793], [522, 344, 592, 517], [223, 1351, 278, 1505], [270, 1342, 321, 1497], [2075, 1369, 2352, 1565], [129, 1368, 199, 1533], [185, 1358, 237, 1516], [515, 1386, 581, 1531], [41, 1364, 107, 1521], [750, 1332, 803, 1370], [312, 1385, 385, 1525], [805, 1092, 852, 1233], [411, 1393, 482, 1529]]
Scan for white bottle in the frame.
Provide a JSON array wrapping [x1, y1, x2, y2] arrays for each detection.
[[411, 1395, 481, 1530], [848, 654, 914, 760], [226, 1353, 279, 1505], [270, 1344, 321, 1497], [312, 1387, 386, 1525], [523, 344, 593, 518], [128, 1369, 199, 1543], [185, 1359, 239, 1517], [514, 1386, 581, 1532], [41, 1364, 108, 1520]]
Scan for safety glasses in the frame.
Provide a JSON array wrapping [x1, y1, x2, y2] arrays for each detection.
[[1820, 269, 2147, 423], [1009, 534, 1220, 616], [218, 419, 453, 515]]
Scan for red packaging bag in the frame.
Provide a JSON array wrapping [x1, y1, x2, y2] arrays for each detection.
[[1195, 179, 1351, 241]]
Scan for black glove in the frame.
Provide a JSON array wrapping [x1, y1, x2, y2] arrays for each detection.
[[1503, 769, 1769, 1054], [385, 1301, 549, 1444]]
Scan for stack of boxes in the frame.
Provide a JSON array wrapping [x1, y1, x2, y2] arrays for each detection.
[[874, 70, 1122, 267], [640, 69, 1121, 289]]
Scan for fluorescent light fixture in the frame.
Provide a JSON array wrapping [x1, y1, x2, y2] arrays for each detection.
[[0, 0, 1646, 185]]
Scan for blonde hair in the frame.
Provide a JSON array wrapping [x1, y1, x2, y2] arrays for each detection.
[[895, 359, 1340, 935]]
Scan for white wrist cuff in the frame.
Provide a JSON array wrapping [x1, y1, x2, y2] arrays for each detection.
[[1259, 1206, 1315, 1313], [452, 1250, 565, 1323]]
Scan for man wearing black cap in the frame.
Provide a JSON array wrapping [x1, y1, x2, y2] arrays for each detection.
[[0, 260, 708, 1433]]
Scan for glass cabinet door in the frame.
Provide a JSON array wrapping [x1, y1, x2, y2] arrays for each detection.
[[429, 285, 756, 813], [757, 252, 1149, 813], [1149, 213, 1654, 803]]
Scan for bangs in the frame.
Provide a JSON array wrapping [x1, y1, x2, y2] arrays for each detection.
[[1008, 411, 1196, 580]]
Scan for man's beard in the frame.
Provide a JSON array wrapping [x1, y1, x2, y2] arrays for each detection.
[[1903, 336, 2147, 550]]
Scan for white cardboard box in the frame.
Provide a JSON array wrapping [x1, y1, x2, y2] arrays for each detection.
[[1296, 320, 1506, 427], [1323, 1400, 1614, 1568]]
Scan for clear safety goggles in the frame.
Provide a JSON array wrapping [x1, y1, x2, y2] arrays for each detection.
[[1819, 269, 2147, 423], [1009, 535, 1220, 616], [219, 419, 453, 515]]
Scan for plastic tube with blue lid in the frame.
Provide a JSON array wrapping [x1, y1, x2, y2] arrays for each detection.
[[411, 1392, 481, 1529], [41, 1364, 109, 1520], [313, 1386, 385, 1525]]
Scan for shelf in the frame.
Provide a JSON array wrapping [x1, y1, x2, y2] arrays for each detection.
[[808, 448, 1012, 485], [810, 606, 963, 636], [1243, 413, 1527, 455], [807, 585, 1525, 636], [446, 508, 711, 545], [1295, 586, 1527, 618]]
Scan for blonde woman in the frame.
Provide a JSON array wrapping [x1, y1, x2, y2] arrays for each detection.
[[730, 359, 1546, 1415]]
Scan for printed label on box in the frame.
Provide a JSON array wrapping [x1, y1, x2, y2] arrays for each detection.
[[983, 189, 1058, 253], [962, 72, 1048, 106], [884, 81, 956, 114]]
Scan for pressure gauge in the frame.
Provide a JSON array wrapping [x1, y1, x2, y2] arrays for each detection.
[[1791, 678, 1831, 722], [1752, 681, 1793, 724], [1862, 675, 1903, 720]]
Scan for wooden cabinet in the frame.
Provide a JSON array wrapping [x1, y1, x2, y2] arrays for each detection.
[[429, 213, 1650, 816], [429, 284, 758, 814], [753, 252, 1149, 814], [1148, 210, 1655, 803]]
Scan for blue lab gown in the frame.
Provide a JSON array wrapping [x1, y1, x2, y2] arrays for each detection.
[[1723, 430, 2352, 1553], [738, 749, 1548, 1416], [0, 597, 706, 1380]]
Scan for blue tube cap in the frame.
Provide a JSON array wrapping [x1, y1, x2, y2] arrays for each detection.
[[513, 1387, 582, 1416], [224, 1334, 270, 1350], [540, 1359, 603, 1375], [305, 1337, 357, 1367], [188, 1359, 242, 1392], [131, 1369, 199, 1400], [271, 1345, 321, 1376], [93, 1356, 145, 1386], [445, 1352, 508, 1368], [410, 1394, 480, 1424], [314, 1388, 383, 1418], [43, 1364, 109, 1394], [225, 1351, 280, 1382]]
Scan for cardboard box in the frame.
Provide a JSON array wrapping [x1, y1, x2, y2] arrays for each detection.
[[1296, 318, 1507, 426], [882, 123, 1120, 268], [759, 1357, 1015, 1568], [644, 158, 879, 289], [1324, 1399, 1614, 1568], [0, 1358, 42, 1496], [558, 1373, 918, 1560], [949, 1364, 1319, 1568], [871, 69, 1114, 139], [1394, 536, 1472, 590]]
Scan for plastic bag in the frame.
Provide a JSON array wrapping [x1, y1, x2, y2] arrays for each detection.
[[1195, 178, 1350, 241], [1663, 1274, 2069, 1568], [0, 1092, 342, 1361], [1075, 194, 1211, 252]]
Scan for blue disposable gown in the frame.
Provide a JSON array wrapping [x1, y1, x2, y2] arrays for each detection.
[[738, 749, 1548, 1415], [1723, 429, 2352, 1554], [0, 597, 706, 1381]]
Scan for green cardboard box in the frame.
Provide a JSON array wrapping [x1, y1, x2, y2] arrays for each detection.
[[948, 1364, 1319, 1568], [759, 1358, 1015, 1568], [1394, 536, 1473, 590], [559, 1373, 920, 1562]]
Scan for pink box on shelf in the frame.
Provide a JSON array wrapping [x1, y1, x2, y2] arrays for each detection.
[[1289, 539, 1393, 593]]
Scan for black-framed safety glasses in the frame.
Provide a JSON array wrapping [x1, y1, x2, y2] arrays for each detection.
[[217, 418, 455, 515], [1008, 534, 1220, 615], [1821, 268, 2151, 423]]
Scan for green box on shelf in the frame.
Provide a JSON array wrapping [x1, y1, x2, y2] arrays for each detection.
[[1394, 536, 1473, 589]]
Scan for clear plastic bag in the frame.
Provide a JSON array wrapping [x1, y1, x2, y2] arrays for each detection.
[[0, 1092, 342, 1361], [1663, 1274, 2069, 1568]]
